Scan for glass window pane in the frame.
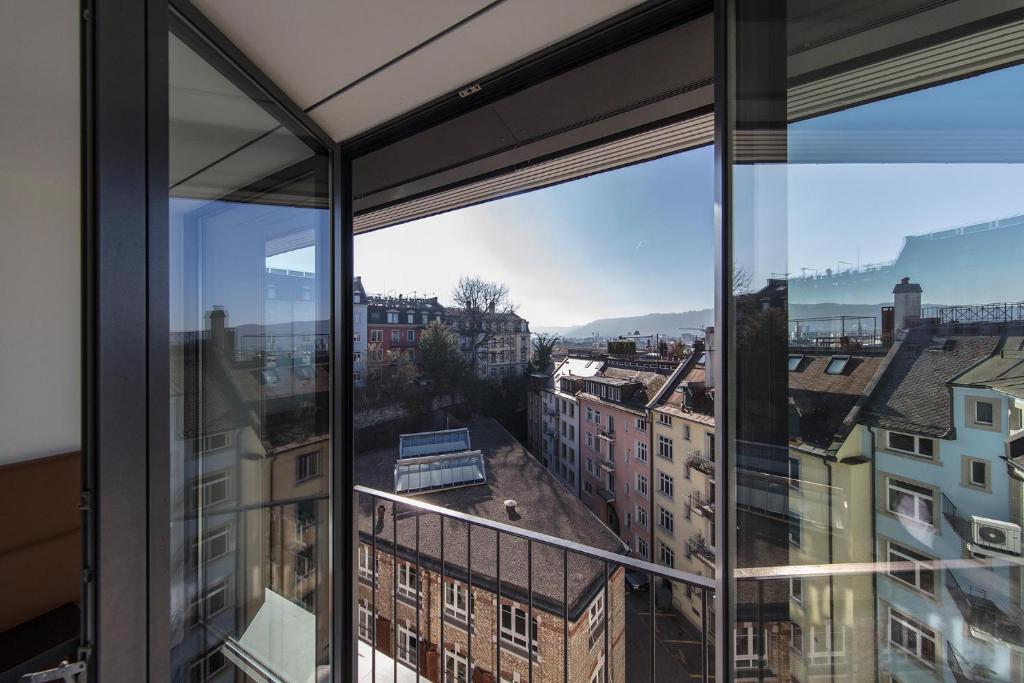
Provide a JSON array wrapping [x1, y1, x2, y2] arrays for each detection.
[[727, 2, 1024, 681], [168, 26, 329, 683]]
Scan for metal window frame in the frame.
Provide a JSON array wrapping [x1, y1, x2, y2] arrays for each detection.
[[84, 2, 350, 682]]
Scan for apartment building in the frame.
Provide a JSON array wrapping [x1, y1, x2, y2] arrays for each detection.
[[353, 276, 368, 387], [367, 294, 446, 369], [786, 347, 885, 683], [649, 348, 715, 628], [578, 367, 668, 556], [860, 319, 1024, 683], [354, 421, 625, 683], [447, 308, 531, 379], [553, 359, 605, 497]]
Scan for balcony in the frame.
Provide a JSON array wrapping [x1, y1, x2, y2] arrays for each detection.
[[355, 485, 715, 683], [947, 641, 998, 683], [598, 487, 616, 503], [544, 405, 559, 417], [687, 492, 715, 522], [687, 534, 715, 566], [597, 428, 616, 443], [687, 449, 714, 476], [945, 569, 1024, 647], [943, 493, 1023, 557], [599, 457, 616, 473]]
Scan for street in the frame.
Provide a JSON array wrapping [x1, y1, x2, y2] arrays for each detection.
[[623, 588, 712, 682]]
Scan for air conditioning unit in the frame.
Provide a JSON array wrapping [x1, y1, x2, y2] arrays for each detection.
[[971, 516, 1022, 555]]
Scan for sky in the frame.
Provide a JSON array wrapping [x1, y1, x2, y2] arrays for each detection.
[[354, 146, 716, 328], [343, 62, 1024, 329]]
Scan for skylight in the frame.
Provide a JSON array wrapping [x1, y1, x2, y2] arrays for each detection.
[[787, 354, 803, 372], [697, 352, 707, 365], [394, 451, 486, 494], [824, 355, 851, 375]]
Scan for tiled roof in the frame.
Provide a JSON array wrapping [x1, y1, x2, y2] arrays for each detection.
[[650, 354, 714, 424], [354, 419, 625, 614], [788, 352, 886, 449], [861, 326, 1003, 438]]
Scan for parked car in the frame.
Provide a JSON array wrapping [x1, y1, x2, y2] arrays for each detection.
[[624, 570, 650, 592]]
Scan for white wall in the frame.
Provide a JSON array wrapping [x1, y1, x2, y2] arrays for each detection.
[[0, 1, 80, 464]]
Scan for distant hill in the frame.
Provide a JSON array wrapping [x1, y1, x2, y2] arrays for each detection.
[[539, 302, 905, 339]]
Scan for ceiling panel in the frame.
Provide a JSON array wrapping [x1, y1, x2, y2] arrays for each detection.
[[189, 0, 492, 109], [311, 0, 643, 140], [191, 0, 644, 142]]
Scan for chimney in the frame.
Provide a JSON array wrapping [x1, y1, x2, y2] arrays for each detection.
[[208, 306, 227, 350], [892, 277, 922, 331], [704, 326, 715, 389]]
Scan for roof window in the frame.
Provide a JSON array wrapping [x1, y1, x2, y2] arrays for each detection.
[[824, 355, 851, 375]]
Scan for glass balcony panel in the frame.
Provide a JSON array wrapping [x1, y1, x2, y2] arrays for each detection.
[[167, 24, 330, 682], [726, 1, 1024, 681]]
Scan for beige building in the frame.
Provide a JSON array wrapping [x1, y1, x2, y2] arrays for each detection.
[[648, 350, 716, 631]]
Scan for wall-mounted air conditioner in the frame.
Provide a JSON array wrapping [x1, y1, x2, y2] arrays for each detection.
[[971, 516, 1022, 555]]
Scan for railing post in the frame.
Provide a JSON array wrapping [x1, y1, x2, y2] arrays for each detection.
[[563, 548, 569, 683], [604, 561, 609, 683], [701, 587, 709, 683], [528, 539, 534, 683], [496, 530, 502, 680], [649, 570, 656, 683], [440, 515, 446, 682], [372, 494, 377, 682], [467, 522, 473, 682], [415, 514, 421, 681], [393, 503, 398, 683]]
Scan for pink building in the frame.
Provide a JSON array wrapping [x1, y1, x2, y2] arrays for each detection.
[[578, 367, 667, 559]]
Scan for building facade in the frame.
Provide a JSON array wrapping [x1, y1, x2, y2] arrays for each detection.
[[447, 308, 531, 379], [353, 276, 367, 387], [578, 367, 667, 555], [366, 294, 446, 370]]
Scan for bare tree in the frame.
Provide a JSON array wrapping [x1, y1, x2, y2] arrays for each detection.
[[450, 276, 519, 376], [531, 333, 559, 373]]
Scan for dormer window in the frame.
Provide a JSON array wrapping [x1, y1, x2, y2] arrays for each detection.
[[787, 354, 804, 372], [824, 355, 850, 375]]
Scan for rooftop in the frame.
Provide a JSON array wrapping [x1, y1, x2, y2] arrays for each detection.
[[788, 350, 887, 450], [861, 325, 1004, 438], [953, 333, 1024, 399], [354, 419, 625, 614]]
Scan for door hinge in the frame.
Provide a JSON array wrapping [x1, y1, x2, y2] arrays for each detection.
[[19, 659, 86, 683]]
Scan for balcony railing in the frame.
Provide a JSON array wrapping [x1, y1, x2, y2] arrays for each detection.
[[947, 641, 998, 683], [597, 428, 616, 443], [686, 449, 714, 476], [942, 492, 973, 544], [687, 534, 715, 566], [945, 569, 1023, 646], [355, 485, 714, 683], [687, 492, 715, 522]]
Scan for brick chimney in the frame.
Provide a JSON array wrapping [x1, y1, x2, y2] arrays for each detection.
[[208, 305, 226, 350], [892, 277, 922, 331]]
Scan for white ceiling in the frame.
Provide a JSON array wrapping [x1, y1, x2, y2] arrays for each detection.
[[190, 0, 645, 142]]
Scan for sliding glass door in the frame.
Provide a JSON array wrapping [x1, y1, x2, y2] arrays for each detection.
[[167, 17, 331, 683], [721, 1, 1024, 682]]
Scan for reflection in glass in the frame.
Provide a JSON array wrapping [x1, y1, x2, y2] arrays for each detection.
[[728, 2, 1024, 681], [167, 26, 330, 683]]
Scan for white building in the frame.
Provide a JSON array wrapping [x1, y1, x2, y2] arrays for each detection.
[[353, 276, 367, 387], [547, 357, 604, 496]]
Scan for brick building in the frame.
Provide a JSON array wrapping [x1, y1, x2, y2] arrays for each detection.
[[355, 420, 625, 683]]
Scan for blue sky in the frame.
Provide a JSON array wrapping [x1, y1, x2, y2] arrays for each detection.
[[352, 63, 1024, 328]]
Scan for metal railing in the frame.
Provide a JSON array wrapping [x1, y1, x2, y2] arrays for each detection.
[[686, 449, 714, 476], [942, 492, 972, 543], [687, 492, 714, 522], [922, 301, 1024, 325], [687, 534, 716, 566], [945, 569, 1023, 646], [355, 485, 714, 683]]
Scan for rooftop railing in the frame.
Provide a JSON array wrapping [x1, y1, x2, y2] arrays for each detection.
[[354, 485, 714, 683]]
